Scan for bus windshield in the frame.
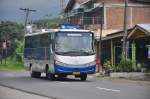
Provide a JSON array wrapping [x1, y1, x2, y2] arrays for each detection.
[[55, 32, 95, 56]]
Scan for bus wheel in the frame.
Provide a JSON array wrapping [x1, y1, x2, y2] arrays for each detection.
[[46, 73, 55, 80], [46, 70, 55, 80], [80, 74, 87, 81], [30, 66, 41, 78]]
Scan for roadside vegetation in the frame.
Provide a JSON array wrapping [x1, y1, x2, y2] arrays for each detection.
[[112, 59, 133, 72], [0, 18, 62, 71], [0, 21, 24, 71], [0, 58, 24, 71], [103, 58, 150, 73], [0, 40, 25, 71], [33, 17, 63, 28]]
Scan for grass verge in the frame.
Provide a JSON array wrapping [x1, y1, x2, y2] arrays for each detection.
[[0, 58, 24, 71]]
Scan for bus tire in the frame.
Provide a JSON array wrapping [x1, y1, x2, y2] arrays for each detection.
[[80, 74, 87, 81], [46, 73, 55, 80], [46, 68, 55, 80], [30, 66, 41, 78]]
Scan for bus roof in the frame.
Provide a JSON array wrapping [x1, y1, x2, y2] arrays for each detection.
[[25, 29, 92, 37]]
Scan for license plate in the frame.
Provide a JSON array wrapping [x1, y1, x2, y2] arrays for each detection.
[[73, 72, 80, 75]]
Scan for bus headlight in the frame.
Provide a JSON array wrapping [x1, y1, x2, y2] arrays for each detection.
[[86, 61, 96, 66], [55, 60, 67, 66]]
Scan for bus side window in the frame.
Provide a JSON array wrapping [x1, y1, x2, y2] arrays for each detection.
[[33, 35, 40, 48], [40, 34, 49, 47], [25, 36, 37, 48], [25, 37, 30, 48], [48, 33, 52, 44]]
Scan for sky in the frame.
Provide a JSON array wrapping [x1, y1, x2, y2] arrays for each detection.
[[0, 0, 68, 23]]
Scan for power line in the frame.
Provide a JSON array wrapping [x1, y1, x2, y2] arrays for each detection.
[[60, 0, 65, 10], [20, 8, 36, 34]]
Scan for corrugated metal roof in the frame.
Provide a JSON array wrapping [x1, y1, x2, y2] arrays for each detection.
[[127, 24, 150, 39], [77, 0, 90, 4], [64, 0, 150, 13], [101, 29, 132, 41], [137, 24, 150, 33], [80, 0, 92, 5], [134, 0, 150, 3]]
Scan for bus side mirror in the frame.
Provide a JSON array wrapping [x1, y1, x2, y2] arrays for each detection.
[[50, 44, 53, 54]]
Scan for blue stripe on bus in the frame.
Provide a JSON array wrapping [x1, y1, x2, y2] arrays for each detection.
[[55, 64, 96, 74]]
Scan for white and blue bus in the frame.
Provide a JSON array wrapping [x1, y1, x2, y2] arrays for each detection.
[[24, 27, 96, 81]]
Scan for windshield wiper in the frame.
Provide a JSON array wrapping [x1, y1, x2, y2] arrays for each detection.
[[56, 50, 94, 55], [79, 49, 94, 53], [55, 50, 78, 54]]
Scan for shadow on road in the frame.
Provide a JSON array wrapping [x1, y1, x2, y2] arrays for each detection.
[[0, 71, 94, 83], [39, 76, 93, 82]]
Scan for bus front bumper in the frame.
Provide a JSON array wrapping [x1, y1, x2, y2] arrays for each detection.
[[55, 64, 96, 74]]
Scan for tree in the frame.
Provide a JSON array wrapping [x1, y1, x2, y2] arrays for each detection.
[[0, 21, 24, 56], [33, 17, 63, 29]]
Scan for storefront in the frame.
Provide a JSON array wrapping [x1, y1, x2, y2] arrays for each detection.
[[101, 24, 150, 69], [127, 24, 150, 68]]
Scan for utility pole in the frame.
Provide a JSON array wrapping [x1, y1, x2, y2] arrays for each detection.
[[98, 2, 104, 73], [20, 8, 36, 34], [122, 0, 128, 59], [60, 0, 65, 10]]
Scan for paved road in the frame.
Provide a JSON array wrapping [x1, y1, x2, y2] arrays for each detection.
[[0, 71, 150, 99], [0, 86, 51, 99]]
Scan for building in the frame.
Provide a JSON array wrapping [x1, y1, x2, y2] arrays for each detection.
[[127, 24, 150, 68], [64, 0, 150, 37], [101, 24, 150, 70], [64, 0, 150, 71]]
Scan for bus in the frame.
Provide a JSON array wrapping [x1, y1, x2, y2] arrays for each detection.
[[24, 28, 96, 81]]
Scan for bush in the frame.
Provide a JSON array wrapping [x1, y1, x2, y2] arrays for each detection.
[[15, 53, 23, 62], [14, 40, 24, 62], [103, 60, 111, 68], [0, 58, 23, 71], [113, 59, 133, 72]]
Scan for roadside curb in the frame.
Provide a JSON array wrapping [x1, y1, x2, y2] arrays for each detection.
[[110, 72, 150, 81], [88, 72, 150, 82]]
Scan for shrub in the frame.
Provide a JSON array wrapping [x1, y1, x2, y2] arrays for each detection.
[[14, 40, 24, 62], [0, 57, 23, 71], [113, 59, 133, 72], [15, 53, 23, 62]]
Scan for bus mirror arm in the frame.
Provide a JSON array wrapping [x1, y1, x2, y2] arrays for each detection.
[[50, 45, 53, 54], [51, 48, 53, 54]]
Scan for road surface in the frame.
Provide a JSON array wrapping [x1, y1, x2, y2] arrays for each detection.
[[0, 86, 51, 99], [0, 71, 150, 99]]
